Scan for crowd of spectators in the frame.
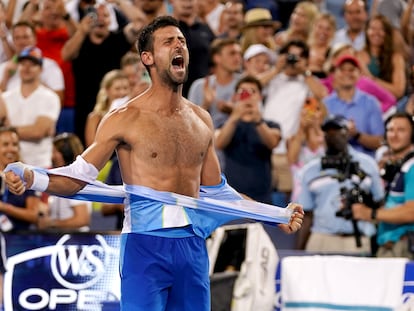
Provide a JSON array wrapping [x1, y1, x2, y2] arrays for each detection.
[[0, 0, 413, 261]]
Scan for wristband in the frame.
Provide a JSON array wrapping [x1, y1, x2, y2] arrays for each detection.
[[354, 132, 361, 141], [63, 13, 70, 20], [30, 170, 49, 192]]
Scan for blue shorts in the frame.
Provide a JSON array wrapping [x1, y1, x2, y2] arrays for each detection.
[[119, 233, 210, 311]]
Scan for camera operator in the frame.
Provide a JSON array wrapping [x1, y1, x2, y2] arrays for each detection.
[[296, 115, 384, 255], [352, 112, 414, 259]]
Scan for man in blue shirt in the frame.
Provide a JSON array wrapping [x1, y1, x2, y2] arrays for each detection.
[[323, 55, 384, 158], [215, 75, 281, 204], [296, 115, 384, 255]]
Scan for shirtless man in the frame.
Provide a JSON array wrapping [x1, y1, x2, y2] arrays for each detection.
[[4, 16, 304, 311]]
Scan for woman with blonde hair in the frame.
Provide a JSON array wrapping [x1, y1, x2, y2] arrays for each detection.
[[307, 12, 336, 78], [274, 1, 319, 50], [239, 8, 280, 53], [84, 69, 130, 147]]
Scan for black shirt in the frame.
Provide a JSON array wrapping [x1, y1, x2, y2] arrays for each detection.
[[178, 19, 215, 98]]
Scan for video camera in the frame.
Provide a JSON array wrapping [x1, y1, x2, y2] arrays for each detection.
[[321, 154, 380, 247]]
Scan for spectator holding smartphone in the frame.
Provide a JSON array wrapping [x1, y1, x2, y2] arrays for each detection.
[[287, 97, 327, 201], [215, 75, 281, 204]]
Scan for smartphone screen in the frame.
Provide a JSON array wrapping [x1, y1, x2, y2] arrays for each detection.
[[304, 97, 319, 114], [239, 90, 251, 100]]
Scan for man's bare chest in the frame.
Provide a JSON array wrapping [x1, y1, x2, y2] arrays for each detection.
[[131, 116, 211, 166]]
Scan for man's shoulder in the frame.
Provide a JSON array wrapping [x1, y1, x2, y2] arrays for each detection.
[[350, 148, 379, 172], [42, 57, 61, 70], [36, 84, 60, 98], [186, 99, 208, 116], [323, 91, 339, 103], [189, 76, 207, 90], [2, 87, 19, 100], [187, 76, 211, 102], [355, 88, 377, 101], [300, 157, 322, 176], [402, 153, 414, 174], [0, 60, 7, 71], [334, 27, 347, 38]]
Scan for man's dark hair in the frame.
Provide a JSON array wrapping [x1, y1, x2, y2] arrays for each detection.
[[136, 15, 180, 55], [235, 75, 263, 93], [208, 37, 239, 66], [0, 126, 18, 136], [278, 39, 309, 59], [11, 21, 36, 35], [209, 38, 239, 57]]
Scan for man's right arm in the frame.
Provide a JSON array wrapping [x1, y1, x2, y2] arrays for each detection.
[[5, 111, 122, 195], [61, 15, 94, 61]]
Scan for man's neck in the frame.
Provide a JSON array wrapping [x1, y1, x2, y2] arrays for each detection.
[[391, 145, 414, 160], [20, 81, 40, 98], [336, 87, 356, 102], [214, 67, 237, 85], [347, 28, 363, 40], [226, 28, 240, 39], [90, 31, 109, 44]]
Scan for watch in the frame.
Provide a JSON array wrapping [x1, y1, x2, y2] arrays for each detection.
[[304, 70, 312, 77], [63, 13, 71, 20]]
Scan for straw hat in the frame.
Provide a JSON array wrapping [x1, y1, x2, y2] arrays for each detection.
[[241, 8, 281, 31]]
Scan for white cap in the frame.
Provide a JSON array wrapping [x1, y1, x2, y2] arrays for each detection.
[[243, 44, 276, 64]]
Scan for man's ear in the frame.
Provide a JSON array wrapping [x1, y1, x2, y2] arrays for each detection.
[[141, 51, 154, 66]]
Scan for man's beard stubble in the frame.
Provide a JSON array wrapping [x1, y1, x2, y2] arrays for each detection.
[[157, 66, 188, 92]]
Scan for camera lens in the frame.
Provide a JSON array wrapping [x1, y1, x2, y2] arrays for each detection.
[[286, 53, 299, 65]]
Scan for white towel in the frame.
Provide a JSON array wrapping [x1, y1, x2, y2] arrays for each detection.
[[281, 255, 408, 311]]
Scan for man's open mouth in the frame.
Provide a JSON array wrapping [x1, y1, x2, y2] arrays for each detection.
[[172, 55, 184, 69]]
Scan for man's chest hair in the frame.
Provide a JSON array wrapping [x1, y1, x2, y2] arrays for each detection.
[[132, 117, 211, 165]]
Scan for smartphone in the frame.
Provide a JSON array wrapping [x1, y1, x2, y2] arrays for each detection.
[[304, 97, 319, 115], [239, 89, 251, 100], [85, 5, 98, 22]]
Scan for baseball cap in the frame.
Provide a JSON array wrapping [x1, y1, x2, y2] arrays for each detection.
[[17, 46, 43, 66], [321, 115, 349, 131], [334, 55, 360, 69], [243, 44, 276, 64]]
